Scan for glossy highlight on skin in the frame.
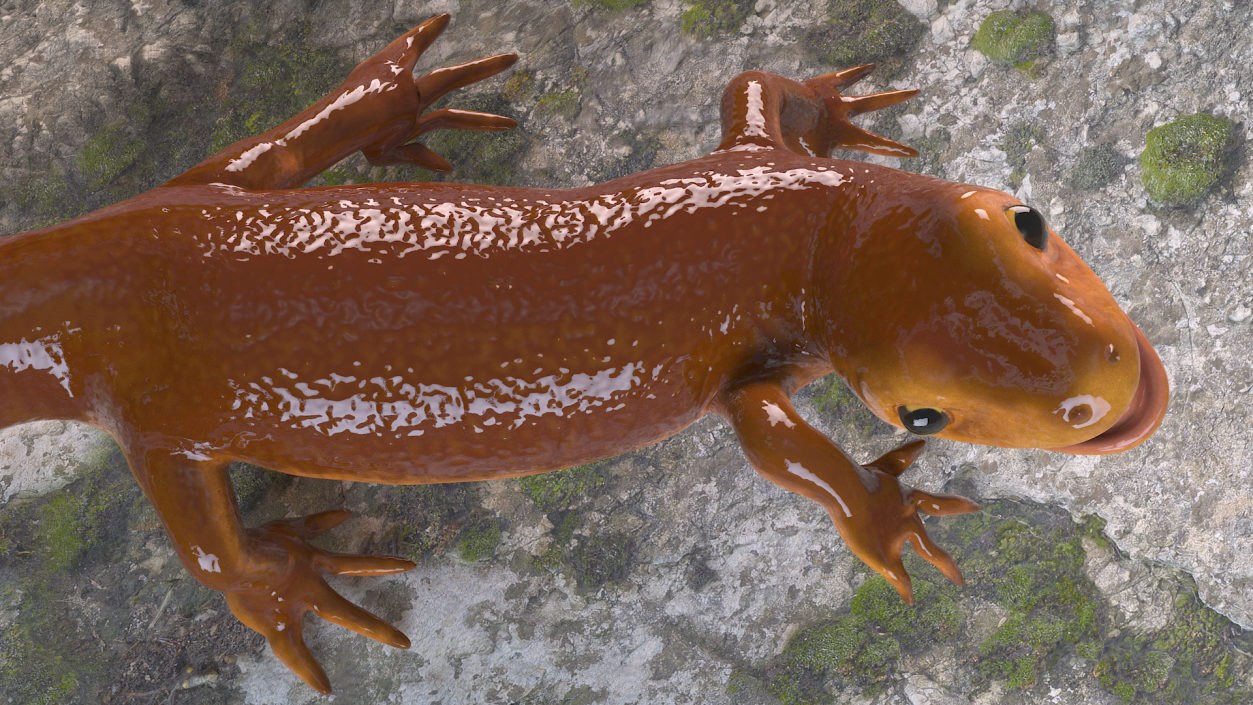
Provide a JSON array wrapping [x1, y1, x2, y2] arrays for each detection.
[[0, 16, 1168, 694]]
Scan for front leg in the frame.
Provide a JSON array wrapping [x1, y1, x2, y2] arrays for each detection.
[[719, 380, 978, 602], [124, 448, 415, 694], [715, 68, 918, 158], [164, 14, 517, 190]]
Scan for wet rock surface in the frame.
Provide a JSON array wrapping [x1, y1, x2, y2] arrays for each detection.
[[2, 0, 1251, 703]]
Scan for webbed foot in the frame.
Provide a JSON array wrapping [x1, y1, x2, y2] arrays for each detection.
[[715, 66, 920, 158], [223, 509, 416, 694], [802, 65, 919, 158], [837, 439, 980, 603], [357, 15, 519, 172]]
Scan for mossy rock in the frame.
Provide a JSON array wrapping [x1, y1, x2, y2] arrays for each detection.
[[1139, 113, 1235, 207], [1000, 123, 1044, 189], [595, 131, 664, 183], [412, 94, 529, 187], [1069, 143, 1126, 190], [570, 531, 634, 588], [517, 462, 607, 512], [0, 446, 136, 703], [972, 10, 1055, 68], [574, 0, 648, 10], [372, 482, 478, 560], [76, 121, 146, 192], [681, 0, 755, 37], [457, 518, 502, 562], [802, 0, 926, 75], [535, 89, 582, 120], [210, 26, 353, 155], [0, 165, 84, 233]]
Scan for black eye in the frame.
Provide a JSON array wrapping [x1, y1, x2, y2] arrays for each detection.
[[1007, 205, 1048, 251], [897, 406, 949, 435]]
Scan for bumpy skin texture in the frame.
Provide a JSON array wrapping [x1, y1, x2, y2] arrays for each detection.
[[0, 16, 1168, 693]]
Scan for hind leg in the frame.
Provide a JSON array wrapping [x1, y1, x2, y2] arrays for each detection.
[[123, 446, 415, 694]]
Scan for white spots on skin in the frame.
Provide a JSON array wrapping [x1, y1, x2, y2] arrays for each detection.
[[1056, 273, 1070, 284], [1054, 293, 1094, 325], [227, 362, 647, 437], [197, 165, 848, 261], [1054, 394, 1112, 429], [762, 401, 796, 428], [337, 565, 407, 575], [975, 208, 989, 220], [285, 79, 395, 142], [742, 80, 768, 138], [960, 190, 976, 199], [225, 142, 274, 172], [784, 459, 852, 517], [909, 532, 933, 556], [0, 335, 73, 395], [191, 545, 221, 573]]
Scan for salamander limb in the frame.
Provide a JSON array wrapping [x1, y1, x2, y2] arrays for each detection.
[[721, 380, 979, 603], [165, 14, 517, 191], [717, 65, 919, 158]]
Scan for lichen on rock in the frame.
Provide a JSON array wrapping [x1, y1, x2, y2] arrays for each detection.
[[1068, 143, 1126, 190]]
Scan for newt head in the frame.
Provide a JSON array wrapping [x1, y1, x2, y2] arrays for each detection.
[[821, 181, 1168, 455]]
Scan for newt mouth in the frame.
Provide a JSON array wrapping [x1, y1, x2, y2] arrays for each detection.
[[1047, 319, 1169, 455]]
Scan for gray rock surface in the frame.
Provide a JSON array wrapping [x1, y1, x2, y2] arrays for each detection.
[[2, 0, 1251, 703]]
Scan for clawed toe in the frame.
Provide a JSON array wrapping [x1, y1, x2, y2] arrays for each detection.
[[226, 510, 419, 694]]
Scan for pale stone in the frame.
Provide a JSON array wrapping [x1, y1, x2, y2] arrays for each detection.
[[898, 0, 938, 20]]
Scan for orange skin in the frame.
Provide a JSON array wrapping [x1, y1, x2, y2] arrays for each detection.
[[0, 16, 1168, 693]]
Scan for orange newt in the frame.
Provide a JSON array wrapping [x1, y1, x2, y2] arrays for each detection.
[[0, 15, 1168, 693]]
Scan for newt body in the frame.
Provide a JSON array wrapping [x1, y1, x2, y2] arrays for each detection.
[[0, 16, 1168, 693]]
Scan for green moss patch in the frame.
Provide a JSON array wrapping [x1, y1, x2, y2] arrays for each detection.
[[210, 25, 353, 156], [574, 0, 649, 11], [804, 374, 886, 435], [1094, 587, 1251, 704], [569, 531, 634, 589], [371, 483, 479, 560], [457, 518, 502, 562], [1000, 123, 1044, 189], [0, 445, 137, 703], [972, 10, 1055, 69], [1139, 113, 1235, 207], [735, 500, 1253, 703], [502, 70, 536, 102], [76, 121, 147, 192], [681, 0, 755, 36], [518, 462, 607, 512], [0, 164, 83, 234], [802, 0, 926, 77], [758, 575, 960, 703], [411, 94, 529, 186], [1068, 143, 1126, 190], [536, 89, 582, 120]]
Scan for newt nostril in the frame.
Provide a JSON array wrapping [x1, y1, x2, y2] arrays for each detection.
[[1106, 344, 1120, 363]]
